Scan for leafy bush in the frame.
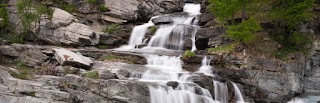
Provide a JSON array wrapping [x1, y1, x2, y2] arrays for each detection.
[[226, 18, 262, 44], [99, 5, 109, 12], [149, 26, 157, 34], [84, 71, 99, 79], [182, 50, 195, 59], [104, 24, 120, 34], [0, 4, 9, 28], [87, 0, 98, 4], [52, 0, 76, 13], [269, 0, 314, 30]]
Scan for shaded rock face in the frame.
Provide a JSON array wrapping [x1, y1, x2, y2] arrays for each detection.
[[195, 27, 227, 49], [0, 44, 52, 68], [303, 41, 320, 94], [210, 52, 307, 102]]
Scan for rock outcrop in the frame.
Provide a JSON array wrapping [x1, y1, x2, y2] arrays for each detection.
[[103, 0, 184, 21], [53, 48, 93, 69], [35, 8, 100, 46]]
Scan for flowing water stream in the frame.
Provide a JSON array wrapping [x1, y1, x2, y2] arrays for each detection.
[[117, 3, 246, 103]]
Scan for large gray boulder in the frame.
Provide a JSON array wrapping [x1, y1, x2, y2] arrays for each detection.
[[53, 48, 93, 69], [51, 8, 76, 28], [53, 23, 99, 45]]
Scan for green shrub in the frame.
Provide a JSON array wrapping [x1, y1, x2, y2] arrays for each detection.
[[84, 71, 99, 79], [20, 92, 36, 97], [96, 44, 108, 49], [52, 0, 76, 13], [99, 5, 108, 12], [87, 0, 98, 4], [226, 18, 262, 44], [269, 0, 314, 30], [0, 4, 9, 28], [149, 26, 157, 34], [104, 24, 120, 34], [182, 50, 195, 59]]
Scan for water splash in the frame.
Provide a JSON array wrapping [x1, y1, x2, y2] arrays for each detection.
[[184, 3, 201, 15], [231, 82, 245, 103], [197, 56, 213, 76]]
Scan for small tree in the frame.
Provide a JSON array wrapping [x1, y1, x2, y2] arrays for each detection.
[[208, 0, 265, 22], [226, 18, 262, 44]]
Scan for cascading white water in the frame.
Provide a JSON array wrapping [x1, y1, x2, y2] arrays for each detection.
[[183, 3, 201, 15], [128, 20, 155, 46], [140, 55, 183, 81], [213, 80, 229, 103], [231, 82, 245, 103], [197, 56, 213, 76], [118, 3, 200, 51], [288, 96, 320, 103], [121, 3, 246, 103], [140, 54, 217, 103], [147, 16, 198, 51]]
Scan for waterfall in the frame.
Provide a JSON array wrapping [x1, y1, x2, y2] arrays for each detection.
[[197, 56, 213, 76], [213, 80, 229, 103], [121, 2, 247, 103], [231, 82, 245, 103], [140, 55, 183, 81], [118, 3, 200, 51], [128, 20, 155, 46]]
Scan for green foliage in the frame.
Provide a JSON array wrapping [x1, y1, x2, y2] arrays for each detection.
[[269, 0, 314, 30], [182, 50, 195, 58], [104, 24, 120, 34], [0, 4, 9, 28], [96, 44, 108, 49], [10, 62, 33, 80], [84, 71, 99, 79], [99, 5, 109, 12], [208, 44, 233, 53], [17, 0, 51, 33], [52, 0, 76, 13], [20, 92, 36, 97], [87, 0, 98, 4], [208, 0, 240, 21], [149, 26, 157, 34], [208, 0, 266, 22], [226, 18, 262, 44], [63, 66, 79, 75], [267, 0, 314, 58]]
